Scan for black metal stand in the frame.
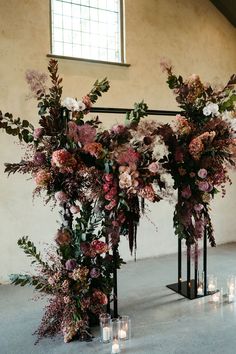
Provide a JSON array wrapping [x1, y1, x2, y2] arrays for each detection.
[[167, 229, 209, 299]]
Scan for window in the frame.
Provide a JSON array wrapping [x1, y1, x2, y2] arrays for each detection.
[[50, 0, 124, 63]]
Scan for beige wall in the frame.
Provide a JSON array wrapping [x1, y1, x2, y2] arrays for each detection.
[[0, 0, 236, 282]]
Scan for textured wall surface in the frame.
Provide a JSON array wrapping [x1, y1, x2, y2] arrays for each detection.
[[0, 0, 236, 282]]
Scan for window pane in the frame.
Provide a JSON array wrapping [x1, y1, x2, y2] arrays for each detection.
[[51, 0, 122, 62]]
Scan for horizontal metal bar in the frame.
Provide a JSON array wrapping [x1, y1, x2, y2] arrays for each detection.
[[90, 107, 181, 116]]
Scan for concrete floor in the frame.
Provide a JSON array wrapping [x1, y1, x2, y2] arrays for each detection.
[[1, 243, 236, 354]]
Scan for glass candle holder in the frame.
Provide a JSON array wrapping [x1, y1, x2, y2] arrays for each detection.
[[197, 271, 204, 296], [99, 313, 112, 343], [207, 274, 217, 293], [211, 290, 220, 303], [111, 319, 121, 354], [118, 315, 131, 340], [227, 275, 236, 303]]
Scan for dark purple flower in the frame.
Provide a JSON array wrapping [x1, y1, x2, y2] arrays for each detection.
[[33, 152, 46, 165], [90, 268, 101, 278], [65, 259, 77, 271]]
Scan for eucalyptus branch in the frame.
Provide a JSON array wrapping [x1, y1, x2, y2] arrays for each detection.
[[88, 78, 110, 103], [125, 100, 148, 126]]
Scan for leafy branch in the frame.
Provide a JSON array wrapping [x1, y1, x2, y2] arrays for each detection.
[[10, 273, 50, 292], [17, 236, 48, 269], [0, 111, 34, 143], [125, 100, 148, 126], [88, 78, 110, 103]]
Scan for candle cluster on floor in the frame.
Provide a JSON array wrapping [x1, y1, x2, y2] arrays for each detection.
[[99, 314, 131, 353]]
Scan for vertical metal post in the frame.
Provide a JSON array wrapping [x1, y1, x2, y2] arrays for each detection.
[[203, 228, 207, 295], [194, 242, 198, 297], [178, 238, 182, 292], [113, 246, 118, 318], [187, 245, 191, 297], [105, 235, 111, 315]]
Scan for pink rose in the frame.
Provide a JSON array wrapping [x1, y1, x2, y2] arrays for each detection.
[[70, 205, 80, 214], [194, 204, 204, 212], [181, 185, 192, 199], [92, 289, 108, 305], [148, 162, 159, 174], [198, 168, 207, 179], [111, 124, 126, 135], [55, 191, 68, 204], [91, 240, 109, 255], [198, 181, 209, 192]]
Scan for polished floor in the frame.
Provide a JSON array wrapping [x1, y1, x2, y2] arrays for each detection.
[[1, 243, 236, 354]]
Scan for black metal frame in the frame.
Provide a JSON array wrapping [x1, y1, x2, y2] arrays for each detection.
[[93, 106, 181, 316], [167, 229, 209, 299]]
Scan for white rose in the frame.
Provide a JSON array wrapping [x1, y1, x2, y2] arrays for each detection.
[[77, 100, 86, 111], [62, 97, 79, 111], [203, 105, 211, 116], [203, 102, 219, 117]]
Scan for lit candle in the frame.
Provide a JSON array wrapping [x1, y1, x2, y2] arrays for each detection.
[[229, 285, 235, 294], [111, 341, 120, 354], [118, 329, 126, 339], [197, 286, 203, 295], [229, 294, 234, 303], [103, 326, 111, 342], [208, 283, 216, 292]]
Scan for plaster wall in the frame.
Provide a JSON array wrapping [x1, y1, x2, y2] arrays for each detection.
[[0, 0, 236, 282]]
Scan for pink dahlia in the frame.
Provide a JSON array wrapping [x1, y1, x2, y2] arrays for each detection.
[[77, 124, 96, 145], [51, 149, 77, 172], [117, 148, 140, 165]]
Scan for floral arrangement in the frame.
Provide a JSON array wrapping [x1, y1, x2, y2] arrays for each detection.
[[159, 60, 236, 247], [1, 59, 235, 344], [0, 60, 163, 343]]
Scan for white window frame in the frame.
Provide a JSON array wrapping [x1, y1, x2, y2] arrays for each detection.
[[49, 0, 126, 65]]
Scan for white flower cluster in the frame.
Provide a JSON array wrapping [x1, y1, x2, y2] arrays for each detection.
[[203, 102, 219, 117], [62, 97, 86, 112]]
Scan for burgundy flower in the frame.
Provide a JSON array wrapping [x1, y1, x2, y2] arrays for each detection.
[[92, 289, 108, 305], [181, 185, 192, 199]]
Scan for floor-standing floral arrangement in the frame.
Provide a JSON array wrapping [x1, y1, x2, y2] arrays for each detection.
[[0, 60, 163, 343], [159, 61, 236, 248]]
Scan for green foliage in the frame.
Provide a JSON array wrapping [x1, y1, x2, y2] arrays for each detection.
[[17, 236, 48, 268], [167, 74, 183, 90], [125, 100, 148, 126], [88, 77, 110, 103], [10, 274, 49, 292], [220, 93, 236, 112], [0, 111, 34, 143]]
